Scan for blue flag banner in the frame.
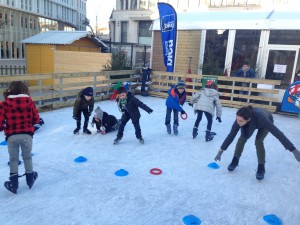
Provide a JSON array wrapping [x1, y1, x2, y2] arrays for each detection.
[[281, 80, 300, 114], [157, 3, 177, 72]]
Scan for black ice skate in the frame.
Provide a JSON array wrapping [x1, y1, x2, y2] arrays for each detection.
[[166, 124, 171, 134], [138, 138, 144, 144], [193, 127, 198, 139], [73, 127, 80, 134], [228, 156, 239, 171], [256, 163, 265, 180], [4, 174, 19, 194], [113, 137, 122, 144]]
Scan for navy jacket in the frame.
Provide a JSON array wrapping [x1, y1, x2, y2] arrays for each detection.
[[117, 92, 152, 122]]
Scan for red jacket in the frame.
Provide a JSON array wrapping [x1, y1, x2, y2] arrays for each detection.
[[0, 94, 40, 137]]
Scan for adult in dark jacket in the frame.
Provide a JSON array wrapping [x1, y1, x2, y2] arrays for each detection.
[[113, 86, 153, 144], [214, 105, 300, 180], [73, 87, 94, 134], [92, 106, 119, 134]]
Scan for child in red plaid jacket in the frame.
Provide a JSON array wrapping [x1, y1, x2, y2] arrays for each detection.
[[0, 81, 40, 194]]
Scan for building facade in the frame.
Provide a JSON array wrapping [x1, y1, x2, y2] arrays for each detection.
[[0, 0, 87, 66]]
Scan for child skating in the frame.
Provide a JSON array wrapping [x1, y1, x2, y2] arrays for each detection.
[[113, 86, 153, 144], [165, 80, 187, 135], [73, 87, 94, 134], [189, 82, 222, 141], [0, 81, 40, 194], [92, 106, 120, 134]]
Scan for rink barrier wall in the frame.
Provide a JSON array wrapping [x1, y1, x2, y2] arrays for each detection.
[[0, 70, 281, 113]]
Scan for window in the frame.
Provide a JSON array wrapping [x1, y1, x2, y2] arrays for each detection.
[[203, 30, 229, 75], [138, 21, 152, 44], [10, 15, 13, 26], [231, 30, 260, 74], [130, 0, 137, 9], [269, 30, 300, 45], [121, 21, 128, 42], [21, 17, 23, 28]]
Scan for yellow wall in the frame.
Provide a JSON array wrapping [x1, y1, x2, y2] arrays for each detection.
[[54, 50, 110, 73], [26, 44, 54, 86], [152, 30, 201, 74]]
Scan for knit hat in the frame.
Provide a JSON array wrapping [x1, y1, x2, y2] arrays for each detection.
[[83, 87, 93, 97], [94, 106, 103, 120], [176, 81, 185, 89]]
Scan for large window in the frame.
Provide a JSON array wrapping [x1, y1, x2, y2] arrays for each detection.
[[203, 30, 228, 75], [121, 21, 128, 42], [269, 30, 300, 45], [130, 0, 137, 9], [138, 21, 151, 45], [231, 30, 260, 75]]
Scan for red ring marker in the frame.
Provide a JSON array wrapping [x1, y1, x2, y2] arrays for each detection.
[[180, 113, 188, 120], [150, 168, 162, 175]]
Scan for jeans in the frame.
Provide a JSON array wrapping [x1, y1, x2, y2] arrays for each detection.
[[165, 108, 179, 126], [117, 112, 142, 139]]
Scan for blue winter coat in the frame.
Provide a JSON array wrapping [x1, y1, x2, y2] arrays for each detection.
[[234, 67, 256, 78], [165, 86, 186, 111]]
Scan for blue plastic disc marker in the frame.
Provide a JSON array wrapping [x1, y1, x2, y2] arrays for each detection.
[[114, 169, 129, 177], [207, 162, 220, 169], [263, 214, 282, 225], [74, 156, 87, 163], [0, 140, 7, 145], [182, 215, 201, 225]]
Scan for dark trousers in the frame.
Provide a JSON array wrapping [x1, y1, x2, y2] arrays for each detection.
[[165, 108, 179, 126], [117, 112, 142, 139], [194, 110, 213, 131], [76, 108, 90, 123], [234, 128, 269, 164]]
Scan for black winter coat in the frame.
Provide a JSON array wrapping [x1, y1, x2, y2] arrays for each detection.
[[221, 107, 295, 151], [92, 112, 118, 133], [117, 92, 152, 122]]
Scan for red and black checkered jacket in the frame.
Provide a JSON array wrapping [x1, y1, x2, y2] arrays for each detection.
[[0, 94, 40, 138]]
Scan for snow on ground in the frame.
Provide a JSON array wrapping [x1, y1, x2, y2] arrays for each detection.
[[0, 96, 299, 225]]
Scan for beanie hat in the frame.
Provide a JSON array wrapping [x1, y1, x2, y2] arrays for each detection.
[[94, 106, 103, 120], [83, 87, 93, 97], [176, 81, 185, 89]]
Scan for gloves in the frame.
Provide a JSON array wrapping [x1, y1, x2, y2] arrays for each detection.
[[188, 103, 193, 107], [216, 117, 222, 123], [292, 149, 300, 162], [39, 118, 44, 125], [214, 150, 224, 161], [73, 116, 78, 120], [148, 109, 153, 114], [181, 110, 186, 115]]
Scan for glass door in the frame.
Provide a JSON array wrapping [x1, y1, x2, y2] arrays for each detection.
[[264, 47, 299, 89]]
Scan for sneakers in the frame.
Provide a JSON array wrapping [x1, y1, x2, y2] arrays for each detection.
[[228, 156, 239, 171], [166, 124, 171, 134], [113, 137, 122, 144], [73, 127, 80, 134], [205, 130, 214, 142], [173, 125, 178, 136], [256, 163, 265, 180], [83, 128, 92, 135], [138, 138, 144, 144], [193, 127, 198, 139]]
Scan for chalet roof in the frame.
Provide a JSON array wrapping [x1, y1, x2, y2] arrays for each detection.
[[151, 10, 300, 30], [21, 31, 108, 47]]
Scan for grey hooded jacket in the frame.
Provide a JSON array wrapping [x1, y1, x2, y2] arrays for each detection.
[[190, 88, 222, 117]]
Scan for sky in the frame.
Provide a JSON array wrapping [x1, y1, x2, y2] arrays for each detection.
[[0, 95, 299, 225], [86, 0, 116, 30]]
